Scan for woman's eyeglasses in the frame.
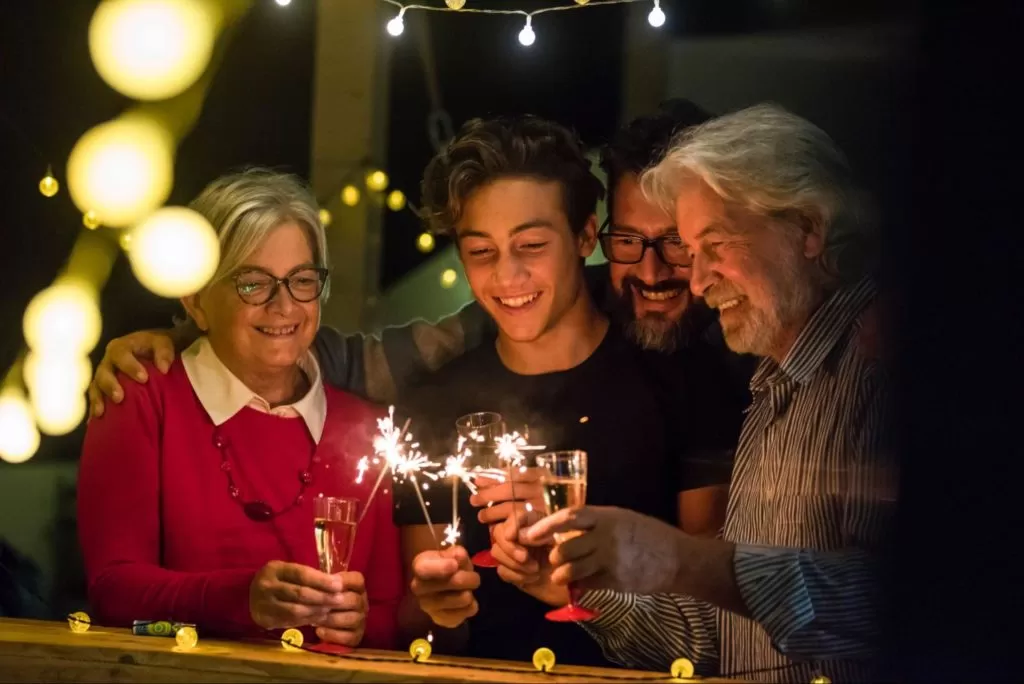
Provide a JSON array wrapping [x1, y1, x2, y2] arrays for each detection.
[[231, 266, 328, 306]]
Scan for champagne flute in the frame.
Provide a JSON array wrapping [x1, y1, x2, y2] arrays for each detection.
[[455, 412, 504, 568], [535, 450, 598, 622], [312, 496, 359, 653]]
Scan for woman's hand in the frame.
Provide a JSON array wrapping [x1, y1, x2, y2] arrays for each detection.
[[312, 571, 368, 647], [248, 561, 352, 630]]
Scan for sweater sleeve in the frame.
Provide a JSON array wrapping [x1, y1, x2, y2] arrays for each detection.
[[77, 369, 256, 635], [360, 484, 404, 650]]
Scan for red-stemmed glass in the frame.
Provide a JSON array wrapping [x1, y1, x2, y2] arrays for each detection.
[[455, 411, 505, 568], [535, 450, 598, 622]]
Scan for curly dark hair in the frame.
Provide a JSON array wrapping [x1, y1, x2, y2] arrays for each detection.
[[420, 115, 605, 237], [599, 99, 714, 217]]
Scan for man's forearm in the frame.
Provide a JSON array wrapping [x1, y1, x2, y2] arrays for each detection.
[[667, 533, 750, 618]]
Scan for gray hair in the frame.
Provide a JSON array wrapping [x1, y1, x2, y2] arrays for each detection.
[[190, 168, 329, 298], [640, 103, 876, 284]]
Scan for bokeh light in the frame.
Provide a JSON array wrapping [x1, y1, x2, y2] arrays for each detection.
[[23, 280, 102, 356], [318, 208, 332, 227], [128, 206, 220, 297], [416, 232, 435, 253], [386, 189, 406, 212], [66, 115, 174, 228], [23, 354, 92, 396], [440, 268, 458, 288], [365, 170, 389, 192], [31, 386, 87, 437], [39, 170, 59, 198], [0, 391, 41, 464], [341, 185, 360, 207], [89, 0, 216, 101]]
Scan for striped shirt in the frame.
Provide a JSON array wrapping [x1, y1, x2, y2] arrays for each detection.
[[580, 277, 898, 682]]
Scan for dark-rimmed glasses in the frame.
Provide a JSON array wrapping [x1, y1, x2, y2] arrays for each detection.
[[231, 266, 328, 306], [598, 219, 692, 268]]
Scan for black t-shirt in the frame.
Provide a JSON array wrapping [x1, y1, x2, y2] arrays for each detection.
[[393, 329, 674, 666]]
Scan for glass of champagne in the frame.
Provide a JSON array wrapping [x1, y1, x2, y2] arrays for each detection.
[[455, 411, 505, 568], [313, 496, 359, 653], [535, 450, 598, 622]]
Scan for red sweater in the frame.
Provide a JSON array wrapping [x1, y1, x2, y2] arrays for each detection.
[[77, 360, 403, 649]]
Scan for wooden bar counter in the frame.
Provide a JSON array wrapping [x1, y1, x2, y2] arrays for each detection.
[[0, 618, 741, 683]]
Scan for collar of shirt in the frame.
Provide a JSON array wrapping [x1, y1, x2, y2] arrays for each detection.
[[750, 276, 877, 392], [181, 336, 327, 443]]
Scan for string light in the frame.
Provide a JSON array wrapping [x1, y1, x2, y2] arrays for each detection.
[[281, 628, 304, 650], [386, 8, 405, 36], [518, 16, 535, 46], [341, 184, 361, 206], [648, 0, 665, 27], [416, 232, 435, 253], [82, 211, 102, 230], [386, 189, 406, 211], [39, 166, 59, 198], [444, 0, 465, 8], [440, 268, 458, 288], [319, 208, 332, 227], [275, 0, 292, 6], [532, 647, 556, 672], [810, 677, 832, 684], [0, 390, 40, 465], [23, 280, 102, 356], [575, 0, 590, 4], [670, 658, 694, 679], [366, 169, 389, 192], [174, 625, 198, 649], [409, 638, 432, 661], [67, 611, 92, 633], [128, 206, 220, 298]]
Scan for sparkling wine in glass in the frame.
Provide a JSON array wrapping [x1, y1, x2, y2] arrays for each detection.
[[455, 411, 505, 568], [312, 496, 359, 654], [535, 450, 598, 622]]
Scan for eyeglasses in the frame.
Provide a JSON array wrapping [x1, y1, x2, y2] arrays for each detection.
[[598, 220, 692, 268], [231, 266, 329, 306]]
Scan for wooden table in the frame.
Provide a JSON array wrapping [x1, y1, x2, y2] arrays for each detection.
[[0, 618, 739, 683]]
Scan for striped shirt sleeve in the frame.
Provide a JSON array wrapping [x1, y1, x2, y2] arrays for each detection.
[[577, 590, 720, 674], [313, 301, 492, 403]]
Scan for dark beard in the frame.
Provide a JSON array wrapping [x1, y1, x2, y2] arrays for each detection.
[[606, 276, 712, 354]]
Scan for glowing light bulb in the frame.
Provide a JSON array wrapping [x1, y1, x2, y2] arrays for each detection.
[[518, 17, 535, 46], [23, 353, 92, 395], [66, 115, 174, 228], [39, 168, 59, 198], [341, 184, 360, 206], [445, 0, 465, 8], [319, 208, 332, 227], [175, 625, 198, 649], [416, 232, 435, 253], [365, 170, 389, 192], [810, 677, 832, 684], [386, 189, 406, 211], [440, 268, 458, 288], [23, 280, 102, 356], [68, 612, 92, 633], [532, 647, 556, 672], [575, 0, 590, 4], [409, 638, 432, 661], [31, 386, 87, 436], [671, 658, 694, 679], [275, 0, 291, 5], [386, 10, 405, 37], [119, 231, 133, 251], [281, 628, 303, 650], [648, 0, 666, 27], [128, 206, 220, 298], [0, 391, 40, 465], [88, 0, 216, 101], [82, 211, 102, 230]]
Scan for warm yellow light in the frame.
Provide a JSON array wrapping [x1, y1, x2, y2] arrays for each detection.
[[23, 353, 92, 395], [119, 231, 134, 251], [365, 170, 389, 192], [445, 0, 466, 8], [416, 232, 435, 253], [409, 638, 432, 661], [67, 115, 174, 228], [175, 625, 198, 649], [83, 211, 102, 230], [68, 611, 92, 633], [440, 268, 458, 288], [0, 391, 40, 464], [810, 677, 831, 684], [281, 628, 303, 650], [318, 208, 332, 227], [386, 189, 406, 212], [31, 385, 87, 436], [89, 0, 216, 101], [39, 169, 59, 198], [532, 647, 556, 672], [575, 0, 590, 4], [340, 185, 360, 207], [671, 658, 694, 679], [23, 280, 102, 356], [129, 206, 220, 297]]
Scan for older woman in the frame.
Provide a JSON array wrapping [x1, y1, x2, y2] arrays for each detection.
[[77, 170, 402, 649]]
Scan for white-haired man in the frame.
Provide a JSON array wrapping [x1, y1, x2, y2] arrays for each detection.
[[507, 104, 897, 682]]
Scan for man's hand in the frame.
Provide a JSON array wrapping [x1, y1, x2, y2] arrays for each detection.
[[469, 467, 545, 525], [312, 571, 368, 647], [249, 561, 353, 630], [522, 505, 685, 596], [491, 510, 569, 607], [409, 546, 480, 629], [87, 330, 176, 418]]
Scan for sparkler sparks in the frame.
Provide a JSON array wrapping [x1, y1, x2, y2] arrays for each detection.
[[355, 456, 370, 484], [443, 519, 461, 547]]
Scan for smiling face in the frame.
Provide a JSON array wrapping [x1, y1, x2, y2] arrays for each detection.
[[184, 221, 321, 376], [606, 173, 696, 351], [675, 178, 824, 361], [456, 177, 596, 345]]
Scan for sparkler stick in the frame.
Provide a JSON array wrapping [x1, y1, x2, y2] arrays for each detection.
[[494, 431, 545, 535], [357, 408, 435, 526]]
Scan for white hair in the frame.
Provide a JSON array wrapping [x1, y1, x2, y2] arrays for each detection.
[[640, 103, 875, 284], [190, 168, 329, 298]]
